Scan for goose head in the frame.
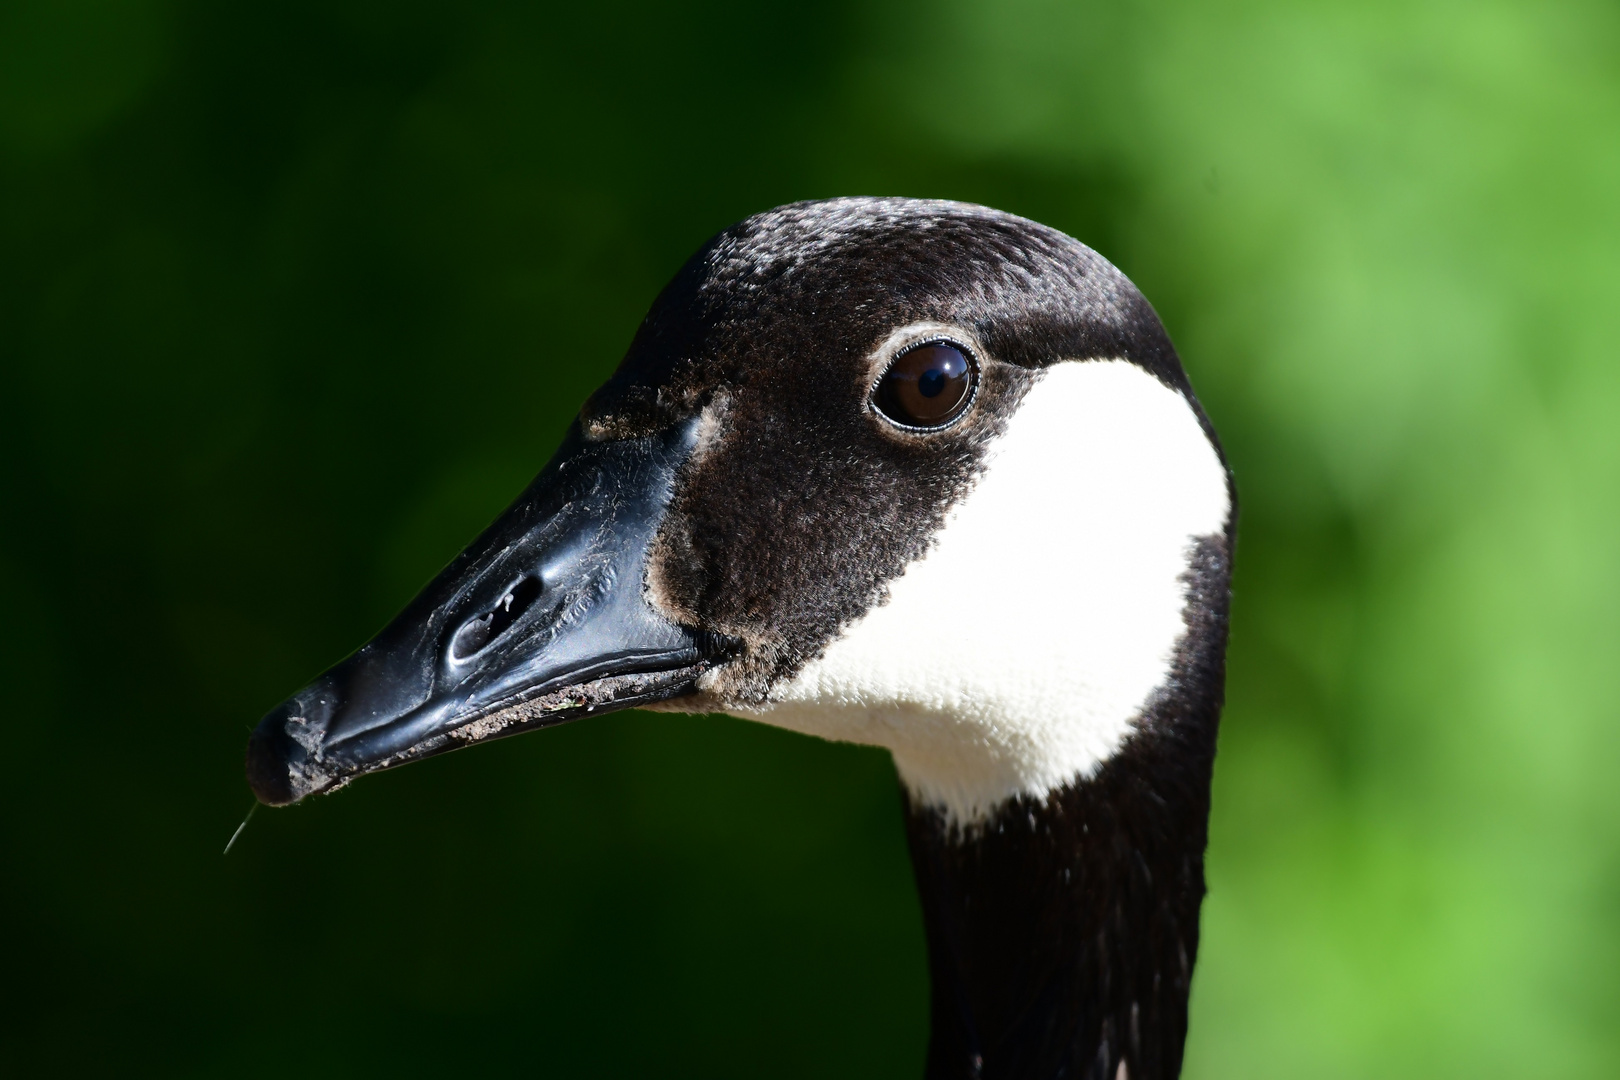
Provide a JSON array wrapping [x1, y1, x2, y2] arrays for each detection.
[[246, 197, 1234, 1079]]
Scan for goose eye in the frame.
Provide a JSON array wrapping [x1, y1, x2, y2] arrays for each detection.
[[873, 342, 976, 429]]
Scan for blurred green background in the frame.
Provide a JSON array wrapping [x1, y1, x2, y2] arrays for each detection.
[[2, 0, 1617, 1075]]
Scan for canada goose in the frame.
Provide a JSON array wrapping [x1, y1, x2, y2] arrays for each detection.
[[246, 197, 1234, 1080]]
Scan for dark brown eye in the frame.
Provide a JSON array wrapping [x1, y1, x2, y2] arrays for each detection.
[[873, 342, 976, 429]]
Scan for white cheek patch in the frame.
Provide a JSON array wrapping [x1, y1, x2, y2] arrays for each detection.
[[722, 359, 1231, 825]]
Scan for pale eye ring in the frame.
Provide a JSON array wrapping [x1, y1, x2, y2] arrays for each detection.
[[872, 341, 978, 429]]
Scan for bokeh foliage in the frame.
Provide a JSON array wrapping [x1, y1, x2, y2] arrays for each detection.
[[2, 0, 1617, 1075]]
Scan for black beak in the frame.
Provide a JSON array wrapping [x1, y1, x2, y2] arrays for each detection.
[[245, 415, 729, 806]]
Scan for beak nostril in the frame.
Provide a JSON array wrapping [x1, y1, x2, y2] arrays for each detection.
[[450, 575, 542, 661]]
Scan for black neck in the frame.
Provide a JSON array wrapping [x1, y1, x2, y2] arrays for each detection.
[[902, 537, 1230, 1080]]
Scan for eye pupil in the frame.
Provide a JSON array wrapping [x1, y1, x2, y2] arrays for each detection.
[[873, 342, 975, 428]]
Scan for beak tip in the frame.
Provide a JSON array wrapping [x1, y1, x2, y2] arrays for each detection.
[[245, 713, 301, 807]]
